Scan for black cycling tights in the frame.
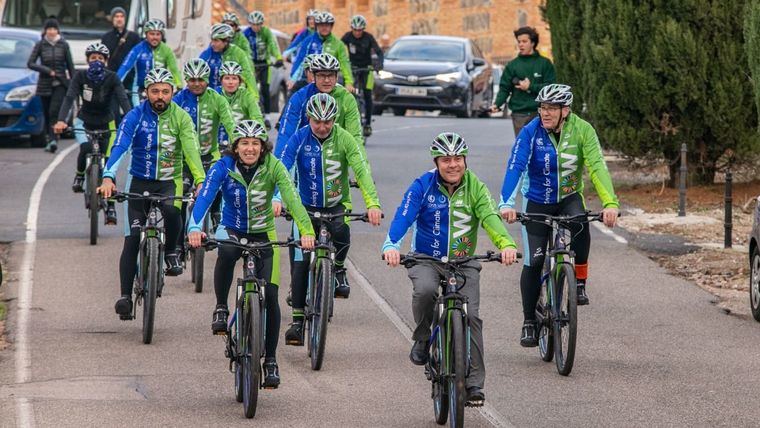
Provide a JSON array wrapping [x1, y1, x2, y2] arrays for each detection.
[[118, 178, 181, 296], [213, 230, 280, 359], [76, 142, 92, 174], [354, 70, 374, 125], [520, 193, 590, 321], [289, 206, 351, 313]]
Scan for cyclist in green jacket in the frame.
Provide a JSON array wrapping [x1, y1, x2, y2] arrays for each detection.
[[244, 11, 284, 124], [275, 93, 382, 344], [200, 24, 259, 101], [216, 61, 265, 147], [188, 121, 315, 388], [221, 12, 253, 58], [500, 84, 619, 347]]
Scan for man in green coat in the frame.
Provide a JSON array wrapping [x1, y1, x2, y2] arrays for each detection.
[[200, 23, 259, 101], [221, 12, 253, 58], [244, 11, 284, 121], [491, 26, 555, 137]]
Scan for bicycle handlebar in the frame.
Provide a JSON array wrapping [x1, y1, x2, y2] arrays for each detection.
[[382, 251, 522, 268], [517, 211, 619, 225], [200, 237, 300, 252], [280, 210, 383, 223], [110, 191, 194, 203]]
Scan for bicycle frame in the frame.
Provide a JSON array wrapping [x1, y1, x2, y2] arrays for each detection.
[[135, 203, 167, 310], [227, 250, 266, 372], [538, 221, 575, 323], [428, 271, 471, 385]]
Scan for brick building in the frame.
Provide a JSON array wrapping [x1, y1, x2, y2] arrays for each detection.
[[213, 0, 551, 65]]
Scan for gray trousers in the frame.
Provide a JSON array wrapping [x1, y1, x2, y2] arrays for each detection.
[[408, 259, 485, 389], [511, 112, 538, 137]]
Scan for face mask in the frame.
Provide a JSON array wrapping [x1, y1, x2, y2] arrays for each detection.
[[86, 60, 106, 84]]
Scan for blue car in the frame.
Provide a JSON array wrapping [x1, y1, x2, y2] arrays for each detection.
[[0, 28, 45, 146]]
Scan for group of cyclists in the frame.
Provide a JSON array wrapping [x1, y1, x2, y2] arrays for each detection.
[[53, 7, 621, 408]]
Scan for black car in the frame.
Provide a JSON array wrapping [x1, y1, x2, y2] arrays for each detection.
[[373, 35, 493, 118]]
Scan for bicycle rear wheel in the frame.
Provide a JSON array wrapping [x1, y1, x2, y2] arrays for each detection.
[[448, 309, 466, 428], [309, 258, 332, 370], [553, 263, 577, 376], [538, 279, 554, 362], [142, 239, 159, 344], [88, 163, 99, 245], [242, 292, 262, 418], [431, 324, 449, 425]]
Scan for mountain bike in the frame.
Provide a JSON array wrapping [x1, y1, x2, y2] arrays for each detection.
[[111, 191, 192, 344], [182, 160, 216, 293], [72, 128, 112, 245], [394, 251, 519, 427], [202, 237, 298, 419], [517, 211, 605, 376]]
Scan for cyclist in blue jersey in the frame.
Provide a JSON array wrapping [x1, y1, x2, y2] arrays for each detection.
[[98, 68, 205, 319], [382, 133, 518, 406], [499, 84, 619, 347]]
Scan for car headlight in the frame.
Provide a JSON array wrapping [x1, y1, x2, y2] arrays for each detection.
[[436, 72, 462, 83], [5, 85, 36, 102], [377, 70, 393, 80]]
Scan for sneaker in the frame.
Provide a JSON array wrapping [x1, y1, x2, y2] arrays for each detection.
[[577, 280, 589, 306], [72, 174, 84, 193], [164, 252, 183, 276], [212, 305, 229, 335], [262, 359, 280, 389], [409, 340, 429, 366], [362, 124, 372, 137], [520, 320, 538, 347], [105, 204, 118, 225], [465, 387, 485, 407], [45, 141, 58, 153], [264, 118, 272, 130], [115, 295, 133, 320], [334, 268, 350, 299], [285, 319, 304, 346]]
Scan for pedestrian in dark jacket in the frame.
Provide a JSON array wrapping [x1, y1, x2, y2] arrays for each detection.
[[27, 17, 75, 153], [101, 7, 140, 123], [491, 27, 555, 137]]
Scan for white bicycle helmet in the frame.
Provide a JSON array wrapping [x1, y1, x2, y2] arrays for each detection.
[[310, 53, 340, 72], [144, 68, 175, 88], [350, 15, 367, 30], [306, 93, 338, 121], [430, 132, 468, 158], [210, 23, 234, 40], [535, 84, 573, 106], [314, 11, 335, 24], [183, 58, 211, 81], [248, 11, 265, 25]]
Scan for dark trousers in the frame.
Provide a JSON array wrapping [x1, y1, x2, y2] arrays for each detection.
[[255, 62, 270, 113], [40, 86, 67, 143], [511, 112, 537, 138]]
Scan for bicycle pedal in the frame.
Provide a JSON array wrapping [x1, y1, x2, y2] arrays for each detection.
[[465, 400, 484, 408], [119, 314, 134, 321], [262, 385, 278, 390], [213, 330, 228, 336]]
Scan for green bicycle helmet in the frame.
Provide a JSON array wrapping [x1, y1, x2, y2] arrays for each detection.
[[143, 19, 166, 35], [210, 23, 234, 40], [219, 61, 243, 77], [222, 12, 240, 26], [183, 58, 210, 81], [430, 132, 468, 158], [350, 15, 367, 30], [248, 11, 265, 25], [144, 67, 175, 88], [306, 93, 338, 121]]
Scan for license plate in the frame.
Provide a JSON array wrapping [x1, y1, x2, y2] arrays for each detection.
[[397, 86, 427, 96]]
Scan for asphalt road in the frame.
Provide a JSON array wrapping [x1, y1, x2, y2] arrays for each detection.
[[1, 113, 759, 427]]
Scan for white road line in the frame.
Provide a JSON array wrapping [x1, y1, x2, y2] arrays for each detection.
[[15, 143, 77, 427], [592, 222, 628, 244], [372, 121, 460, 134], [346, 258, 515, 428]]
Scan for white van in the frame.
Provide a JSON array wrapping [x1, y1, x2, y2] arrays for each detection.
[[0, 0, 211, 68]]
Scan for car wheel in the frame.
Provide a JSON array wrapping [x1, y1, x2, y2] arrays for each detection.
[[456, 89, 473, 118], [392, 108, 407, 117], [30, 132, 47, 148], [750, 245, 760, 322]]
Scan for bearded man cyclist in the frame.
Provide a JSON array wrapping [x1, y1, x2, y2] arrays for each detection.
[[499, 84, 619, 347], [275, 93, 382, 344], [188, 120, 315, 388], [98, 68, 205, 319]]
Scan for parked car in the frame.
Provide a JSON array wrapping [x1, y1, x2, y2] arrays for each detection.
[[0, 28, 45, 146], [373, 35, 493, 118], [749, 197, 760, 321]]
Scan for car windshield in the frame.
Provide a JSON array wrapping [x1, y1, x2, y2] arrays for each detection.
[[386, 40, 465, 62], [0, 36, 36, 68], [3, 0, 130, 32]]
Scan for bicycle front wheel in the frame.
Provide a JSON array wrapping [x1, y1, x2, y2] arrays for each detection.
[[87, 163, 100, 245], [538, 278, 554, 362], [431, 324, 449, 425], [309, 258, 332, 371], [448, 309, 466, 428], [242, 293, 262, 418], [142, 239, 159, 344], [553, 262, 577, 376], [192, 246, 204, 293]]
